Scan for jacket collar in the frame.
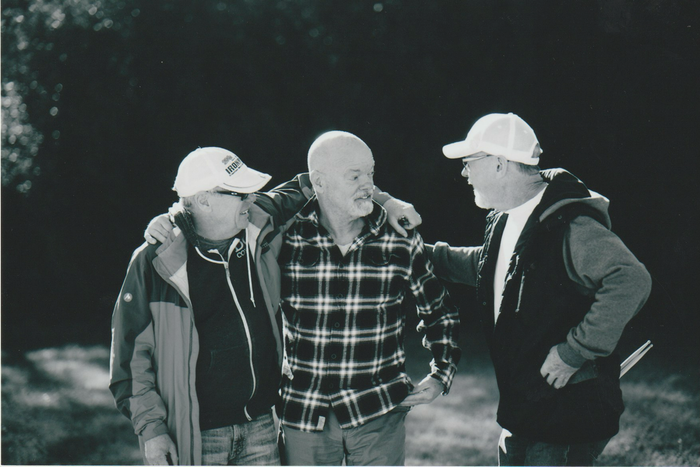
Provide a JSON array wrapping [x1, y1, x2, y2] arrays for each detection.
[[151, 202, 273, 296], [295, 195, 388, 238]]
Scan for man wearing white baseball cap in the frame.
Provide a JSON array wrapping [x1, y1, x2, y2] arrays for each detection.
[[113, 145, 424, 465], [110, 147, 314, 465], [429, 113, 652, 465]]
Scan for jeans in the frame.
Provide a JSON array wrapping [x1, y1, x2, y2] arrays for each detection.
[[498, 429, 611, 466], [201, 412, 280, 465], [280, 406, 409, 465]]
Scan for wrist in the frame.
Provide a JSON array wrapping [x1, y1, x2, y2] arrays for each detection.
[[372, 186, 392, 206], [556, 343, 586, 368]]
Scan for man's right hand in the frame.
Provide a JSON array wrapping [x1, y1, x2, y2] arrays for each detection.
[[383, 198, 422, 237], [144, 433, 178, 465], [144, 214, 173, 245]]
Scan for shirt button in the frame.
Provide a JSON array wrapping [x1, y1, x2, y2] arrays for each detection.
[[333, 322, 340, 328], [328, 382, 335, 389], [336, 294, 344, 299], [482, 301, 488, 306], [331, 353, 337, 360]]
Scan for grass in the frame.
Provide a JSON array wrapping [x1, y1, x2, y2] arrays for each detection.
[[1, 339, 698, 465], [1, 345, 141, 465]]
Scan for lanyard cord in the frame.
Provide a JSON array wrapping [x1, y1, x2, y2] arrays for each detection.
[[244, 230, 255, 307]]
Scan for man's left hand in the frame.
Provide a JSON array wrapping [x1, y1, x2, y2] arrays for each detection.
[[540, 345, 579, 389], [383, 198, 422, 237], [144, 213, 173, 245], [399, 376, 443, 406]]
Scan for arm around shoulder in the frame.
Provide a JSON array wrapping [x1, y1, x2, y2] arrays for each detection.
[[427, 242, 482, 287], [254, 173, 313, 226]]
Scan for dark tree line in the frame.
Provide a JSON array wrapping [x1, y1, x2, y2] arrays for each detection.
[[2, 1, 698, 359]]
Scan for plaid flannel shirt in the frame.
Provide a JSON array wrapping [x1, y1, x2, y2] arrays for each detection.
[[279, 198, 460, 432]]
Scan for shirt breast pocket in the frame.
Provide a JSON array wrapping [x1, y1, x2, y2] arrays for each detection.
[[298, 246, 319, 267], [368, 248, 405, 269]]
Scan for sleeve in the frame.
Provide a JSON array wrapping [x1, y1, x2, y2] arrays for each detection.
[[426, 241, 482, 287], [371, 187, 392, 205], [109, 245, 170, 442], [407, 233, 462, 393], [557, 216, 653, 367], [254, 173, 313, 227]]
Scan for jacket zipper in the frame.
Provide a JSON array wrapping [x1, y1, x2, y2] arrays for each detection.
[[216, 252, 257, 422]]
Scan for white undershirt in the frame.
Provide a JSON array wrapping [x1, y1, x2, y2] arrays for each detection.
[[337, 242, 352, 255], [493, 187, 546, 325]]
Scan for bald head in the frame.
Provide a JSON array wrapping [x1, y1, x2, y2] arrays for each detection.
[[307, 131, 373, 173], [306, 130, 375, 223]]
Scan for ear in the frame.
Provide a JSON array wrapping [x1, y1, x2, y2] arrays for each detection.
[[194, 192, 213, 212], [309, 170, 325, 193], [494, 156, 509, 178]]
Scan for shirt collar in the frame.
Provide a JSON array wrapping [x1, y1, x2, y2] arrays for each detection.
[[296, 196, 387, 238]]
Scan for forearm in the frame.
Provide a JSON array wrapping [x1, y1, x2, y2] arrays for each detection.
[[254, 173, 313, 226], [561, 262, 652, 365], [111, 325, 169, 440], [410, 237, 461, 391], [372, 186, 392, 205], [427, 242, 481, 286], [559, 219, 652, 366]]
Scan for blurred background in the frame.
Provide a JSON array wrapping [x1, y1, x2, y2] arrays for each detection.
[[2, 0, 699, 465]]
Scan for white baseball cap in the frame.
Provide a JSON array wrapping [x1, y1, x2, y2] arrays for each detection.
[[442, 113, 543, 165], [172, 147, 271, 197]]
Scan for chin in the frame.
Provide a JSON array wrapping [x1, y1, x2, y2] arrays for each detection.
[[236, 218, 250, 230], [350, 199, 373, 218], [473, 193, 492, 210]]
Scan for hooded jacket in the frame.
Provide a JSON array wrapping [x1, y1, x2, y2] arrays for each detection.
[[429, 169, 651, 443], [109, 175, 312, 465]]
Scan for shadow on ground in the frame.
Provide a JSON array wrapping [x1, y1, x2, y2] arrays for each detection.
[[1, 335, 698, 465]]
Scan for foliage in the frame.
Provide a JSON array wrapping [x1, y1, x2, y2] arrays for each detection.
[[1, 0, 138, 194], [1, 4, 698, 465]]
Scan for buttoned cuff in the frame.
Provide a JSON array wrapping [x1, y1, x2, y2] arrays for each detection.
[[430, 361, 458, 395]]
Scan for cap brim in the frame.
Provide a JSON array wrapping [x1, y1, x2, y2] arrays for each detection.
[[219, 167, 272, 193], [443, 140, 479, 159]]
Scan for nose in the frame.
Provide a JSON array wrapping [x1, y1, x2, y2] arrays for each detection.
[[461, 165, 469, 178], [245, 193, 257, 204], [359, 174, 373, 190]]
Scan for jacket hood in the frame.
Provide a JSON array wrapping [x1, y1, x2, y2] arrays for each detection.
[[172, 206, 200, 249], [537, 169, 611, 229]]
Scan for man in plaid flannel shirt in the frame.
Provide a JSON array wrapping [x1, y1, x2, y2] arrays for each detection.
[[278, 131, 461, 465]]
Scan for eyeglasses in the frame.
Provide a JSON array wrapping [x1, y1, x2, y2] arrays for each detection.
[[462, 154, 491, 169], [211, 190, 251, 200]]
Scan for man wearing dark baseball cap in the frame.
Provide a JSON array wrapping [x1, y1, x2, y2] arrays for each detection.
[[429, 113, 652, 465], [109, 147, 311, 465]]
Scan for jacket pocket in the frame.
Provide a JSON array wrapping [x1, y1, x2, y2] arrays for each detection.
[[568, 360, 599, 385]]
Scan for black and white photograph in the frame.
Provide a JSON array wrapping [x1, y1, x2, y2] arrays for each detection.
[[2, 1, 698, 465]]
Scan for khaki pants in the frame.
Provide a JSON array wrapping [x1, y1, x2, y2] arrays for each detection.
[[280, 406, 409, 466]]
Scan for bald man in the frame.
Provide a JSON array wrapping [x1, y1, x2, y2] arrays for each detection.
[[277, 131, 461, 466]]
